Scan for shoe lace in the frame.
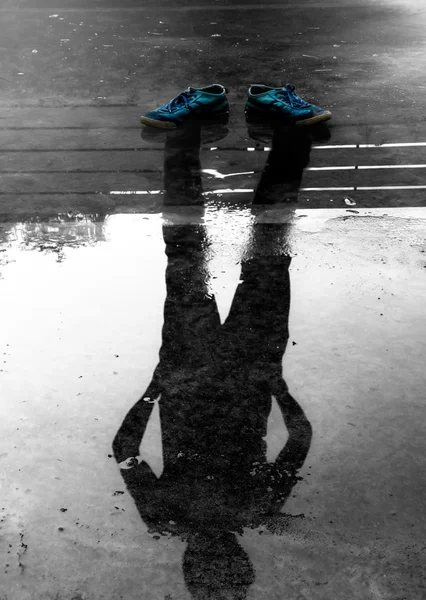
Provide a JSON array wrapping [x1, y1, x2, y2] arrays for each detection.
[[163, 89, 194, 113], [276, 85, 311, 109]]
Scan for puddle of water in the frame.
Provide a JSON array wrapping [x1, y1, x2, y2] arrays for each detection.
[[1, 209, 425, 599]]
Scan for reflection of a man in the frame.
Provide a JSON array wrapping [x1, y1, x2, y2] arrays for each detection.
[[113, 122, 314, 599]]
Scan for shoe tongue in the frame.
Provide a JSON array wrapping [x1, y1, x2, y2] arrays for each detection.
[[186, 86, 197, 93]]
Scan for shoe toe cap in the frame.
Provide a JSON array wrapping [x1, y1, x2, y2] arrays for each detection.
[[144, 110, 171, 121]]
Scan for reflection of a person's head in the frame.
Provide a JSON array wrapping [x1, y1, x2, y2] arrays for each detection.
[[184, 531, 254, 600]]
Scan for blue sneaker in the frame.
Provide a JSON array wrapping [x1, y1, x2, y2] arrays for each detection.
[[246, 83, 331, 126], [140, 84, 229, 129]]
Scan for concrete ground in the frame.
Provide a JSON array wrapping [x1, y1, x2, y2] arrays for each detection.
[[1, 0, 426, 599]]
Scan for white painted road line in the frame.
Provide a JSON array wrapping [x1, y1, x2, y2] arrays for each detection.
[[258, 142, 426, 151], [308, 164, 426, 170], [110, 184, 426, 195]]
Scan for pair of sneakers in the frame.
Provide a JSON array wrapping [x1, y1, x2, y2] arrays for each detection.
[[140, 83, 331, 129]]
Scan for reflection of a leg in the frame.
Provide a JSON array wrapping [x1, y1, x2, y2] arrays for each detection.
[[224, 122, 313, 486], [159, 223, 220, 392], [160, 123, 219, 390], [223, 231, 291, 385], [224, 125, 312, 384], [254, 125, 312, 204], [163, 125, 203, 205]]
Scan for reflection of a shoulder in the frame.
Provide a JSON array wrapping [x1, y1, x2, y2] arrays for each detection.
[[119, 456, 143, 470]]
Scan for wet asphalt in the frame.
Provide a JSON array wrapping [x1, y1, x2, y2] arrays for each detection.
[[1, 1, 426, 599]]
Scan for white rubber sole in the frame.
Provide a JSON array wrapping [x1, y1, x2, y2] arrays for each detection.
[[140, 116, 177, 129], [295, 111, 332, 126]]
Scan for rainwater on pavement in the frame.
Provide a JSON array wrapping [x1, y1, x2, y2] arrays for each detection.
[[1, 1, 426, 599]]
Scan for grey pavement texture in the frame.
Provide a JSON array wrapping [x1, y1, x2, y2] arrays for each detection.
[[0, 1, 426, 599]]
